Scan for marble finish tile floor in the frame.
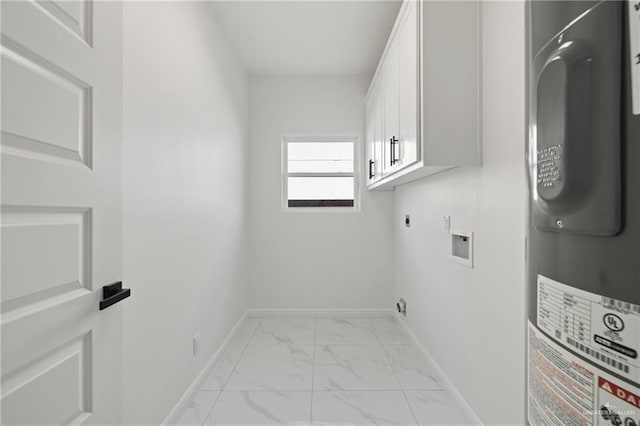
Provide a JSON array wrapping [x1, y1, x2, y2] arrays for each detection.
[[176, 315, 473, 426]]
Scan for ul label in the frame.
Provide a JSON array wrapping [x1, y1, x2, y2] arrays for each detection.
[[604, 313, 625, 332], [631, 0, 640, 114]]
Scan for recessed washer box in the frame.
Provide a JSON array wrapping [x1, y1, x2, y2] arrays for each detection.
[[450, 229, 473, 268]]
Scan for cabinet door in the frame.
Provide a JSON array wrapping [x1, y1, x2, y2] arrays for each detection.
[[372, 79, 384, 182], [365, 90, 376, 184], [382, 41, 400, 177], [397, 0, 419, 168], [365, 78, 384, 185]]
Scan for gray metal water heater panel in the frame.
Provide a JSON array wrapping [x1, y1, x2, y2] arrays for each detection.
[[531, 1, 621, 235], [527, 0, 640, 393]]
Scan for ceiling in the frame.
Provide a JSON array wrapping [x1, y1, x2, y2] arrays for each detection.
[[210, 1, 402, 75]]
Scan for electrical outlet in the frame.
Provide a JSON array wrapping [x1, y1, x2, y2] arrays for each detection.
[[193, 333, 200, 356], [443, 216, 451, 233], [405, 215, 411, 227]]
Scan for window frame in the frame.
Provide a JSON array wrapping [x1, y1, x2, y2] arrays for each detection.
[[281, 134, 361, 213]]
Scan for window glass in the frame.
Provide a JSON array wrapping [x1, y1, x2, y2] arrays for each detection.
[[287, 177, 354, 200], [287, 142, 354, 173], [284, 139, 357, 209]]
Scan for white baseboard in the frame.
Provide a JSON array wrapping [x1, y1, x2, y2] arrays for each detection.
[[247, 308, 394, 318], [394, 312, 484, 426], [162, 311, 248, 426]]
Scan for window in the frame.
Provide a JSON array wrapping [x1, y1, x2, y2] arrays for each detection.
[[282, 135, 359, 210]]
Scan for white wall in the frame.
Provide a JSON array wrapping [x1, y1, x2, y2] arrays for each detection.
[[249, 75, 394, 310], [122, 3, 249, 424], [393, 2, 526, 424]]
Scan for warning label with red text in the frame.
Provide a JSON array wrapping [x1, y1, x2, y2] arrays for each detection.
[[528, 321, 640, 426], [597, 377, 640, 426]]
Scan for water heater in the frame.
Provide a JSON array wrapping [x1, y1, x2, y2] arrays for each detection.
[[527, 1, 640, 425]]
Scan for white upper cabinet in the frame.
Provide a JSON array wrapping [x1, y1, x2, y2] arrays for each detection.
[[365, 0, 480, 190]]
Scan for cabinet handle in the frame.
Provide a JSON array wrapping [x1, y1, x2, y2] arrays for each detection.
[[390, 137, 399, 165], [369, 159, 375, 179], [390, 138, 394, 166]]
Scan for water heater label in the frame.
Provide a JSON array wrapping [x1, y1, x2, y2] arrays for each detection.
[[528, 322, 640, 426], [537, 274, 640, 385], [631, 0, 640, 115]]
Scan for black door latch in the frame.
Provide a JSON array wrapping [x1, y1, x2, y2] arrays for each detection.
[[99, 281, 131, 311]]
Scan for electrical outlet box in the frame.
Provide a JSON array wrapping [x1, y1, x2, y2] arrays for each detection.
[[193, 333, 200, 356]]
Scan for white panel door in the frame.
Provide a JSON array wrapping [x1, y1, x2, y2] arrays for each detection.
[[1, 1, 124, 425]]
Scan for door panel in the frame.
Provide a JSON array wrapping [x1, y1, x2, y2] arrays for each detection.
[[34, 0, 93, 44], [1, 43, 91, 164], [1, 1, 123, 424], [1, 208, 90, 312], [366, 78, 384, 184], [2, 335, 91, 425], [383, 42, 399, 177], [366, 90, 376, 184], [398, 1, 418, 168], [373, 79, 384, 181]]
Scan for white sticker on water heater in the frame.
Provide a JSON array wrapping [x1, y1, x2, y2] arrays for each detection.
[[631, 0, 640, 114], [537, 274, 640, 385], [528, 322, 640, 426]]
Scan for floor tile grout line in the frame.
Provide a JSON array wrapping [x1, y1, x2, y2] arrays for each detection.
[[202, 316, 262, 425], [381, 346, 421, 425], [222, 317, 261, 390], [376, 320, 421, 426], [375, 324, 404, 391], [380, 319, 463, 424], [198, 390, 223, 426], [400, 387, 420, 426]]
